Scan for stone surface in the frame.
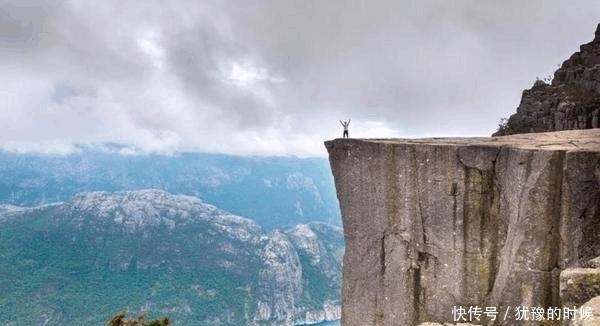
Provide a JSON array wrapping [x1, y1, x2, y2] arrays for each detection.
[[567, 296, 600, 326], [325, 129, 600, 326], [561, 268, 600, 307], [587, 257, 600, 268], [493, 24, 600, 136]]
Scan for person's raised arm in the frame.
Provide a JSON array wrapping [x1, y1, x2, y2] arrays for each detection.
[[348, 119, 351, 125], [339, 120, 343, 126]]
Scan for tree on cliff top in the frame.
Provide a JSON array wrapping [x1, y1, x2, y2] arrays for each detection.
[[494, 117, 512, 136], [106, 311, 172, 326]]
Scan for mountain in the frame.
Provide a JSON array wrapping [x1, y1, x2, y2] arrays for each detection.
[[0, 189, 343, 326], [493, 23, 600, 136], [0, 149, 340, 229]]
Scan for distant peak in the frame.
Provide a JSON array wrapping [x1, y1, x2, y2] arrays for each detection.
[[70, 189, 205, 206], [58, 189, 263, 235]]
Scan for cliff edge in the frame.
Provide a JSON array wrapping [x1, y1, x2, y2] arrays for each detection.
[[325, 129, 600, 326]]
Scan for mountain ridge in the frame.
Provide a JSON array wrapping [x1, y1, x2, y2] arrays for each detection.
[[0, 189, 343, 326]]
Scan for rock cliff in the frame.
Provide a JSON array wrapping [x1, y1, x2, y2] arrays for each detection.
[[325, 129, 600, 326], [493, 24, 600, 136]]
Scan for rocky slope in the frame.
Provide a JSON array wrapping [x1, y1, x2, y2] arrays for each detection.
[[0, 189, 343, 326], [325, 129, 600, 326], [493, 24, 600, 136]]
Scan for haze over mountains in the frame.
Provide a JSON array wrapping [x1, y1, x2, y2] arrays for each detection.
[[0, 146, 341, 229], [0, 148, 343, 325]]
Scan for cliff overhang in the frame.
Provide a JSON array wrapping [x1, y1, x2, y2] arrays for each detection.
[[326, 129, 600, 326]]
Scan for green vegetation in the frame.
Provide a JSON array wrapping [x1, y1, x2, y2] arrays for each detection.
[[298, 252, 338, 307], [107, 312, 171, 326], [495, 117, 512, 135], [0, 235, 252, 324], [0, 203, 343, 325], [578, 272, 600, 287], [0, 210, 257, 325]]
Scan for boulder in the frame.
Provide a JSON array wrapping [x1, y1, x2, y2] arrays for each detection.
[[560, 268, 600, 308], [567, 296, 600, 326]]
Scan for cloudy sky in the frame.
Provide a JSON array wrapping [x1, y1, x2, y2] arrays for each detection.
[[0, 0, 598, 157]]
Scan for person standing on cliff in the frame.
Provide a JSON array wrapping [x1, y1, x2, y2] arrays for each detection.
[[340, 119, 351, 138]]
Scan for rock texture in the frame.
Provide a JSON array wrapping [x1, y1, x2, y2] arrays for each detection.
[[586, 256, 600, 268], [325, 129, 600, 326], [567, 296, 600, 326], [561, 268, 600, 308], [418, 323, 479, 326], [493, 24, 600, 136]]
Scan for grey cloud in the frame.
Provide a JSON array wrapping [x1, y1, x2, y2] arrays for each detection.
[[165, 35, 278, 129], [0, 1, 54, 47], [1, 0, 600, 156], [1, 1, 153, 83]]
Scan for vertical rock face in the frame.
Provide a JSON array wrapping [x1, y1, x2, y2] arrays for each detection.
[[494, 24, 600, 136], [325, 130, 600, 326]]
